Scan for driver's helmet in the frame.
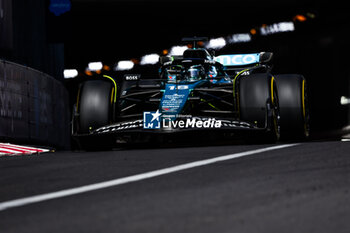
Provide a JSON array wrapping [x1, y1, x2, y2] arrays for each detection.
[[187, 65, 205, 81], [208, 66, 218, 78]]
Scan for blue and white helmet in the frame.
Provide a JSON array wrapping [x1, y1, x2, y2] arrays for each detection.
[[187, 65, 205, 81], [208, 66, 218, 78]]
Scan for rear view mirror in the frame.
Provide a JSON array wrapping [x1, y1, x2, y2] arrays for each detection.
[[259, 52, 273, 64]]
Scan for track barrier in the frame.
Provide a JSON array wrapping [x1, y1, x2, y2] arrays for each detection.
[[0, 60, 70, 149]]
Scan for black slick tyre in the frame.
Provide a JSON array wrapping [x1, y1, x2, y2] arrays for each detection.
[[238, 73, 280, 143], [73, 80, 115, 150], [275, 74, 310, 140], [77, 80, 114, 134]]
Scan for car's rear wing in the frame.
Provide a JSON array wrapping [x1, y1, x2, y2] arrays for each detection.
[[214, 52, 273, 68]]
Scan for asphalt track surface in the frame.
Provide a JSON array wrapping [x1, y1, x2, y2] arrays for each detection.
[[0, 139, 350, 232]]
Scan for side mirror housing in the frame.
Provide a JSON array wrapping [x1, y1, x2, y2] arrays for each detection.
[[259, 52, 273, 64]]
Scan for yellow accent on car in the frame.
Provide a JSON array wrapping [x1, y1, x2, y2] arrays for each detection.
[[110, 87, 114, 104], [201, 98, 220, 111], [103, 75, 117, 103], [233, 68, 251, 114], [271, 76, 275, 103], [233, 68, 251, 97]]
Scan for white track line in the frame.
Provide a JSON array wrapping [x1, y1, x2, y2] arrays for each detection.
[[0, 143, 298, 211]]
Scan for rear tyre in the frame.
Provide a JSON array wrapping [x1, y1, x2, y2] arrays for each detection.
[[275, 74, 310, 140], [239, 73, 280, 143]]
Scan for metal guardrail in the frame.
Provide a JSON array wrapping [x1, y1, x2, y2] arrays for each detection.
[[0, 60, 70, 149]]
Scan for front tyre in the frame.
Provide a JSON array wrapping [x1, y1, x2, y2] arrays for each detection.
[[77, 80, 114, 134], [239, 73, 280, 143], [72, 80, 116, 151], [275, 74, 310, 140]]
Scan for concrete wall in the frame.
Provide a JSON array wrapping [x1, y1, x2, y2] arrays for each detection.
[[0, 60, 70, 149]]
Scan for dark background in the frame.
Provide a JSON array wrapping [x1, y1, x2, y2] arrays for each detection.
[[1, 0, 349, 132]]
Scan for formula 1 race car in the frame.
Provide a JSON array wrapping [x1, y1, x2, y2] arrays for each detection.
[[72, 37, 309, 149]]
